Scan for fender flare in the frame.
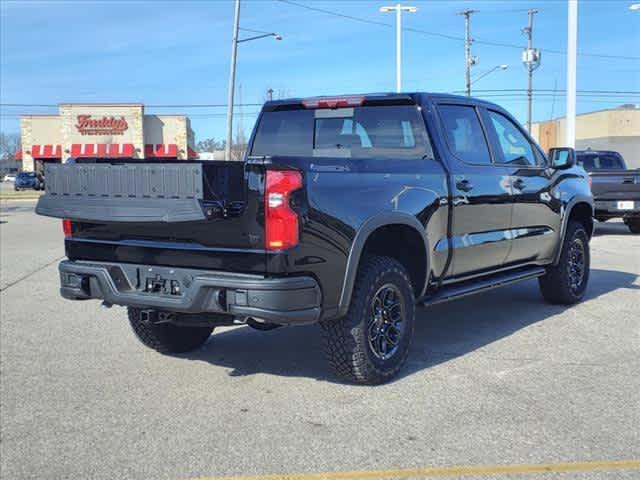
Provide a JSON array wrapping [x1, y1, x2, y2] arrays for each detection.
[[336, 212, 430, 318], [553, 195, 594, 265]]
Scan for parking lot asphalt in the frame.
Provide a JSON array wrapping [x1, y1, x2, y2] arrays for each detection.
[[1, 202, 638, 480]]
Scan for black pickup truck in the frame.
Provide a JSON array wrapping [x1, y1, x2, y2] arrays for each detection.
[[36, 93, 593, 384], [576, 150, 640, 233]]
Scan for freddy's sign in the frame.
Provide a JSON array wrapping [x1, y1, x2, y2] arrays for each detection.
[[75, 115, 128, 135]]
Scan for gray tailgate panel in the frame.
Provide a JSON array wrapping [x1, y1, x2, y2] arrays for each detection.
[[36, 163, 205, 222]]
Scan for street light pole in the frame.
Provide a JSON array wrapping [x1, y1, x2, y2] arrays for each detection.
[[380, 4, 417, 93], [224, 3, 282, 162], [225, 0, 241, 161], [566, 0, 578, 148], [471, 64, 509, 85], [396, 6, 401, 92]]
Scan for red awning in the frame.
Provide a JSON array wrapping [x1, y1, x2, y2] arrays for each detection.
[[187, 147, 199, 159], [145, 144, 178, 158], [70, 143, 134, 158], [31, 144, 62, 159]]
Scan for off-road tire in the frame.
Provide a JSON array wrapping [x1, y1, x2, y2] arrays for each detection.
[[626, 219, 640, 234], [128, 307, 213, 354], [321, 256, 415, 385], [539, 221, 590, 304]]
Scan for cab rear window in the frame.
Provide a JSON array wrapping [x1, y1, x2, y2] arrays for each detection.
[[577, 154, 624, 170], [250, 105, 432, 159]]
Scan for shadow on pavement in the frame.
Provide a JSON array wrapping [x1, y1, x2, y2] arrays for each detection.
[[181, 268, 639, 383], [593, 221, 634, 237]]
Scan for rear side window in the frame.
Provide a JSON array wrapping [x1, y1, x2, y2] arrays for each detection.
[[251, 105, 431, 159], [250, 110, 314, 157], [437, 104, 492, 165]]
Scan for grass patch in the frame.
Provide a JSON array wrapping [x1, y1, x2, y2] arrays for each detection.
[[0, 190, 43, 201]]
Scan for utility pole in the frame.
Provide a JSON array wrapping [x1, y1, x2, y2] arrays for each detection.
[[380, 4, 417, 93], [225, 0, 241, 161], [460, 9, 477, 97], [566, 0, 578, 147], [522, 9, 541, 133]]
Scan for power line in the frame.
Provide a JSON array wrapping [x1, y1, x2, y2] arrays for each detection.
[[2, 91, 637, 110], [0, 103, 264, 108], [278, 0, 640, 61], [463, 89, 640, 94], [239, 27, 275, 35]]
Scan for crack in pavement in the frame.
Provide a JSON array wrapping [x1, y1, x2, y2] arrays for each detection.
[[0, 255, 65, 292]]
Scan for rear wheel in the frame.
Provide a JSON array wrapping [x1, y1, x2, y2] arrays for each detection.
[[321, 256, 415, 384], [539, 221, 590, 304], [128, 307, 213, 354], [625, 218, 640, 234]]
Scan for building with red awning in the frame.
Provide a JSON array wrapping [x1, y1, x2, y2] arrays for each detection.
[[19, 103, 198, 173]]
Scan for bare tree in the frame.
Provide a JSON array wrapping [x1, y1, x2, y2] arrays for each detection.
[[0, 132, 21, 160], [0, 132, 21, 175], [230, 128, 247, 161], [196, 138, 222, 152]]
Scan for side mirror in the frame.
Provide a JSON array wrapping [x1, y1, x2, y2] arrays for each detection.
[[548, 147, 576, 170]]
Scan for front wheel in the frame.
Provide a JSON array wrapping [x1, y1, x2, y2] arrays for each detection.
[[128, 307, 213, 354], [539, 221, 590, 304], [321, 256, 415, 385]]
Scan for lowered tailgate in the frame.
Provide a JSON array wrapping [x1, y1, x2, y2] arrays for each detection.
[[37, 163, 205, 222], [590, 170, 640, 200], [36, 162, 266, 272]]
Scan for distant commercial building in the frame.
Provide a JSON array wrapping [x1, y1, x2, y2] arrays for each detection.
[[531, 105, 640, 168], [18, 103, 198, 173]]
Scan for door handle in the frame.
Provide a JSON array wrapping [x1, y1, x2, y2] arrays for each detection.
[[456, 179, 473, 192], [513, 178, 527, 190]]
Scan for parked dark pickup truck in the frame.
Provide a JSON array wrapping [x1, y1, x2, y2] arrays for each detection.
[[36, 93, 593, 384], [576, 150, 640, 233]]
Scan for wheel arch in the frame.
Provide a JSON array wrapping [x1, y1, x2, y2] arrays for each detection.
[[336, 213, 430, 318], [553, 196, 594, 265]]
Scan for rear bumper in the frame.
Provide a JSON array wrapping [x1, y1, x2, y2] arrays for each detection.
[[594, 199, 640, 218], [59, 260, 321, 325]]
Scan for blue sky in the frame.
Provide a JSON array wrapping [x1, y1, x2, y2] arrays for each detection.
[[1, 0, 638, 143]]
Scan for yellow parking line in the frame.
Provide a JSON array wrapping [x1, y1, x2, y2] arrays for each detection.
[[189, 459, 640, 480]]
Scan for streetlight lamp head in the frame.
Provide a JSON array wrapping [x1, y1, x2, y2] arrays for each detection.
[[273, 34, 283, 40], [379, 6, 394, 12], [499, 64, 509, 70], [630, 3, 640, 10]]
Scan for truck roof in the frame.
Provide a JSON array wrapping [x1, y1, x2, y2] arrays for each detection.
[[263, 92, 503, 111]]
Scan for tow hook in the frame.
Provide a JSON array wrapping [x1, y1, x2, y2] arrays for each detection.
[[139, 309, 175, 324]]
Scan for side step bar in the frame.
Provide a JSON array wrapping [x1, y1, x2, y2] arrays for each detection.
[[421, 266, 546, 307]]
